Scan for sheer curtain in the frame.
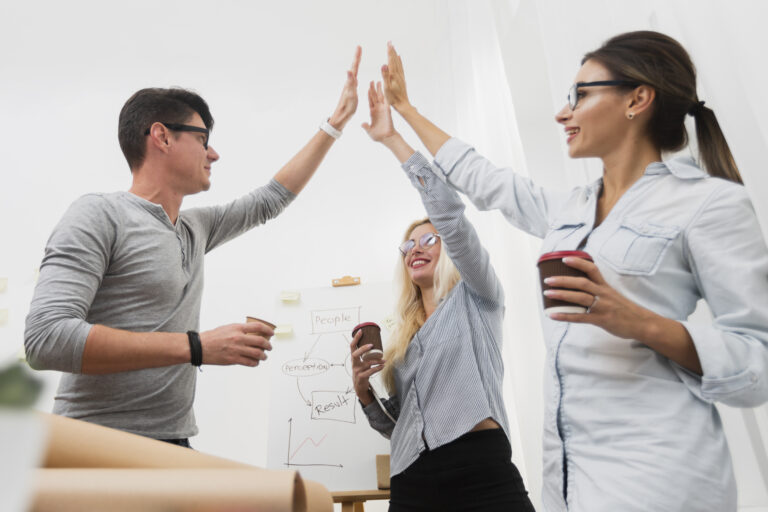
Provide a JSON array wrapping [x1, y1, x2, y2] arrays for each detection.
[[444, 0, 768, 510], [441, 0, 547, 506]]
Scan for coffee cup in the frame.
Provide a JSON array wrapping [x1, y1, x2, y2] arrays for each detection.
[[246, 316, 276, 333], [537, 251, 593, 314], [351, 322, 383, 361]]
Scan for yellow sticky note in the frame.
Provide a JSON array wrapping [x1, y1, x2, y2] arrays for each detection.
[[274, 324, 293, 337], [0, 309, 8, 326], [279, 291, 300, 302], [0, 277, 7, 293]]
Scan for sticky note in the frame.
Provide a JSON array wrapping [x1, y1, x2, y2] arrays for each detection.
[[0, 277, 7, 293], [274, 324, 293, 337], [0, 309, 8, 326], [279, 291, 300, 302]]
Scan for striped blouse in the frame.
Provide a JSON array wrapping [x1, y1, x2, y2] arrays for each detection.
[[362, 151, 512, 477]]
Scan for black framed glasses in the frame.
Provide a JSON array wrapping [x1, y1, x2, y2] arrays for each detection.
[[399, 232, 441, 256], [144, 123, 210, 149], [567, 80, 640, 110]]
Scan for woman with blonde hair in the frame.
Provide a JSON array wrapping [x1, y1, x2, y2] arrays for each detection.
[[349, 81, 535, 511], [379, 31, 768, 512]]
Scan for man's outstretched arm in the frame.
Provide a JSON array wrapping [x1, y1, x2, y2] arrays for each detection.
[[273, 46, 360, 194]]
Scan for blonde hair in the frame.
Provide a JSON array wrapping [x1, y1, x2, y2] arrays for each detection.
[[381, 218, 461, 393]]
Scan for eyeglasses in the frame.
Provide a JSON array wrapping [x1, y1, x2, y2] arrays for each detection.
[[399, 232, 441, 256], [567, 80, 640, 110], [144, 122, 210, 149]]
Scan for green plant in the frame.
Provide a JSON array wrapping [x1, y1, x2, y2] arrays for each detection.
[[0, 361, 42, 408]]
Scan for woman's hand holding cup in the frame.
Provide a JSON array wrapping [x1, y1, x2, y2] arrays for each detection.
[[349, 328, 385, 407]]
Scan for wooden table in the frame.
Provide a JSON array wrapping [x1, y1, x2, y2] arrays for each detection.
[[332, 489, 390, 512]]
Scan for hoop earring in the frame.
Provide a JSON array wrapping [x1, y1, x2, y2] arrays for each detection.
[[627, 112, 635, 120]]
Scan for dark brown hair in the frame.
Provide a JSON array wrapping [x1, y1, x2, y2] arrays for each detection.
[[583, 31, 741, 183], [118, 88, 214, 171]]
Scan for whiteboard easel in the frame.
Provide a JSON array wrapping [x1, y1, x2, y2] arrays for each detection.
[[266, 282, 394, 491]]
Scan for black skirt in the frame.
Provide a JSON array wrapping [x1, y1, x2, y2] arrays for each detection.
[[389, 428, 536, 512]]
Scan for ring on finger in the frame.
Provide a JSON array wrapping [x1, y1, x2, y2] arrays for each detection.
[[586, 295, 600, 314]]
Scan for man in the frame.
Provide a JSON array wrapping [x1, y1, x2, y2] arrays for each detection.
[[24, 48, 361, 445]]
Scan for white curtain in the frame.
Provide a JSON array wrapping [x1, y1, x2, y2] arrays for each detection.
[[442, 0, 547, 505], [445, 0, 768, 510]]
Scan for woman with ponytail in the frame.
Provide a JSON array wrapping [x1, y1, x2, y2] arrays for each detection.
[[349, 81, 535, 511], [379, 31, 768, 512]]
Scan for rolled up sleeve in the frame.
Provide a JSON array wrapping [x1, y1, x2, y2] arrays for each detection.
[[24, 196, 115, 373], [678, 185, 768, 407]]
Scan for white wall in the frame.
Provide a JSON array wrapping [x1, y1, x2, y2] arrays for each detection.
[[1, 1, 767, 511], [0, 3, 476, 511]]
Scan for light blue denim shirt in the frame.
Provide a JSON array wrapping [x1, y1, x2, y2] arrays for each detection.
[[434, 138, 768, 512], [362, 152, 511, 477]]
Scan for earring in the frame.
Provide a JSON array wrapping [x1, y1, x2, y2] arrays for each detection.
[[627, 112, 635, 120]]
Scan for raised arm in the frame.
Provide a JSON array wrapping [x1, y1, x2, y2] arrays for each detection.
[[363, 82, 502, 303], [186, 47, 363, 251], [382, 42, 566, 238], [273, 46, 361, 194], [381, 42, 450, 157]]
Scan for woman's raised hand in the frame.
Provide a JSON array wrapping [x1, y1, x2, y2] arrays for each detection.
[[382, 41, 411, 112], [361, 81, 397, 143], [328, 46, 362, 131]]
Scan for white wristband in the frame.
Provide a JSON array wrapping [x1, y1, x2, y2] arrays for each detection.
[[319, 118, 342, 140]]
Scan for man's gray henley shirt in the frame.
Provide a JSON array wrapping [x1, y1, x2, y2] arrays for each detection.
[[24, 179, 294, 439]]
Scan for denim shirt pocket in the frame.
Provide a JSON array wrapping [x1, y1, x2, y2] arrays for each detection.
[[541, 221, 586, 253], [599, 220, 680, 275]]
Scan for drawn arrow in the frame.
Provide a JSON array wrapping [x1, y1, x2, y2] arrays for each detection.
[[287, 418, 292, 465], [303, 335, 323, 361], [296, 379, 311, 406]]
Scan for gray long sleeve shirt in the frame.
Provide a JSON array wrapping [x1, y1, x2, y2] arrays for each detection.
[[24, 179, 294, 439]]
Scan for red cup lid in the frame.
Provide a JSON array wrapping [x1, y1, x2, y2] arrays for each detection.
[[537, 250, 593, 264], [352, 322, 381, 336]]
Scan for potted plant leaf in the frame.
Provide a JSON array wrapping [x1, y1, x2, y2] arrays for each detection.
[[0, 360, 47, 512]]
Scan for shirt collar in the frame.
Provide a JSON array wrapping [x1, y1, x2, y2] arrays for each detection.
[[120, 191, 175, 227], [644, 156, 707, 180], [586, 156, 706, 197]]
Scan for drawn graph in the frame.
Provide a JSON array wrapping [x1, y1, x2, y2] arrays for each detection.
[[285, 418, 341, 468]]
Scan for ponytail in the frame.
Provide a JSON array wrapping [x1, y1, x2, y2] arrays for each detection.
[[585, 31, 743, 184], [691, 105, 742, 184]]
